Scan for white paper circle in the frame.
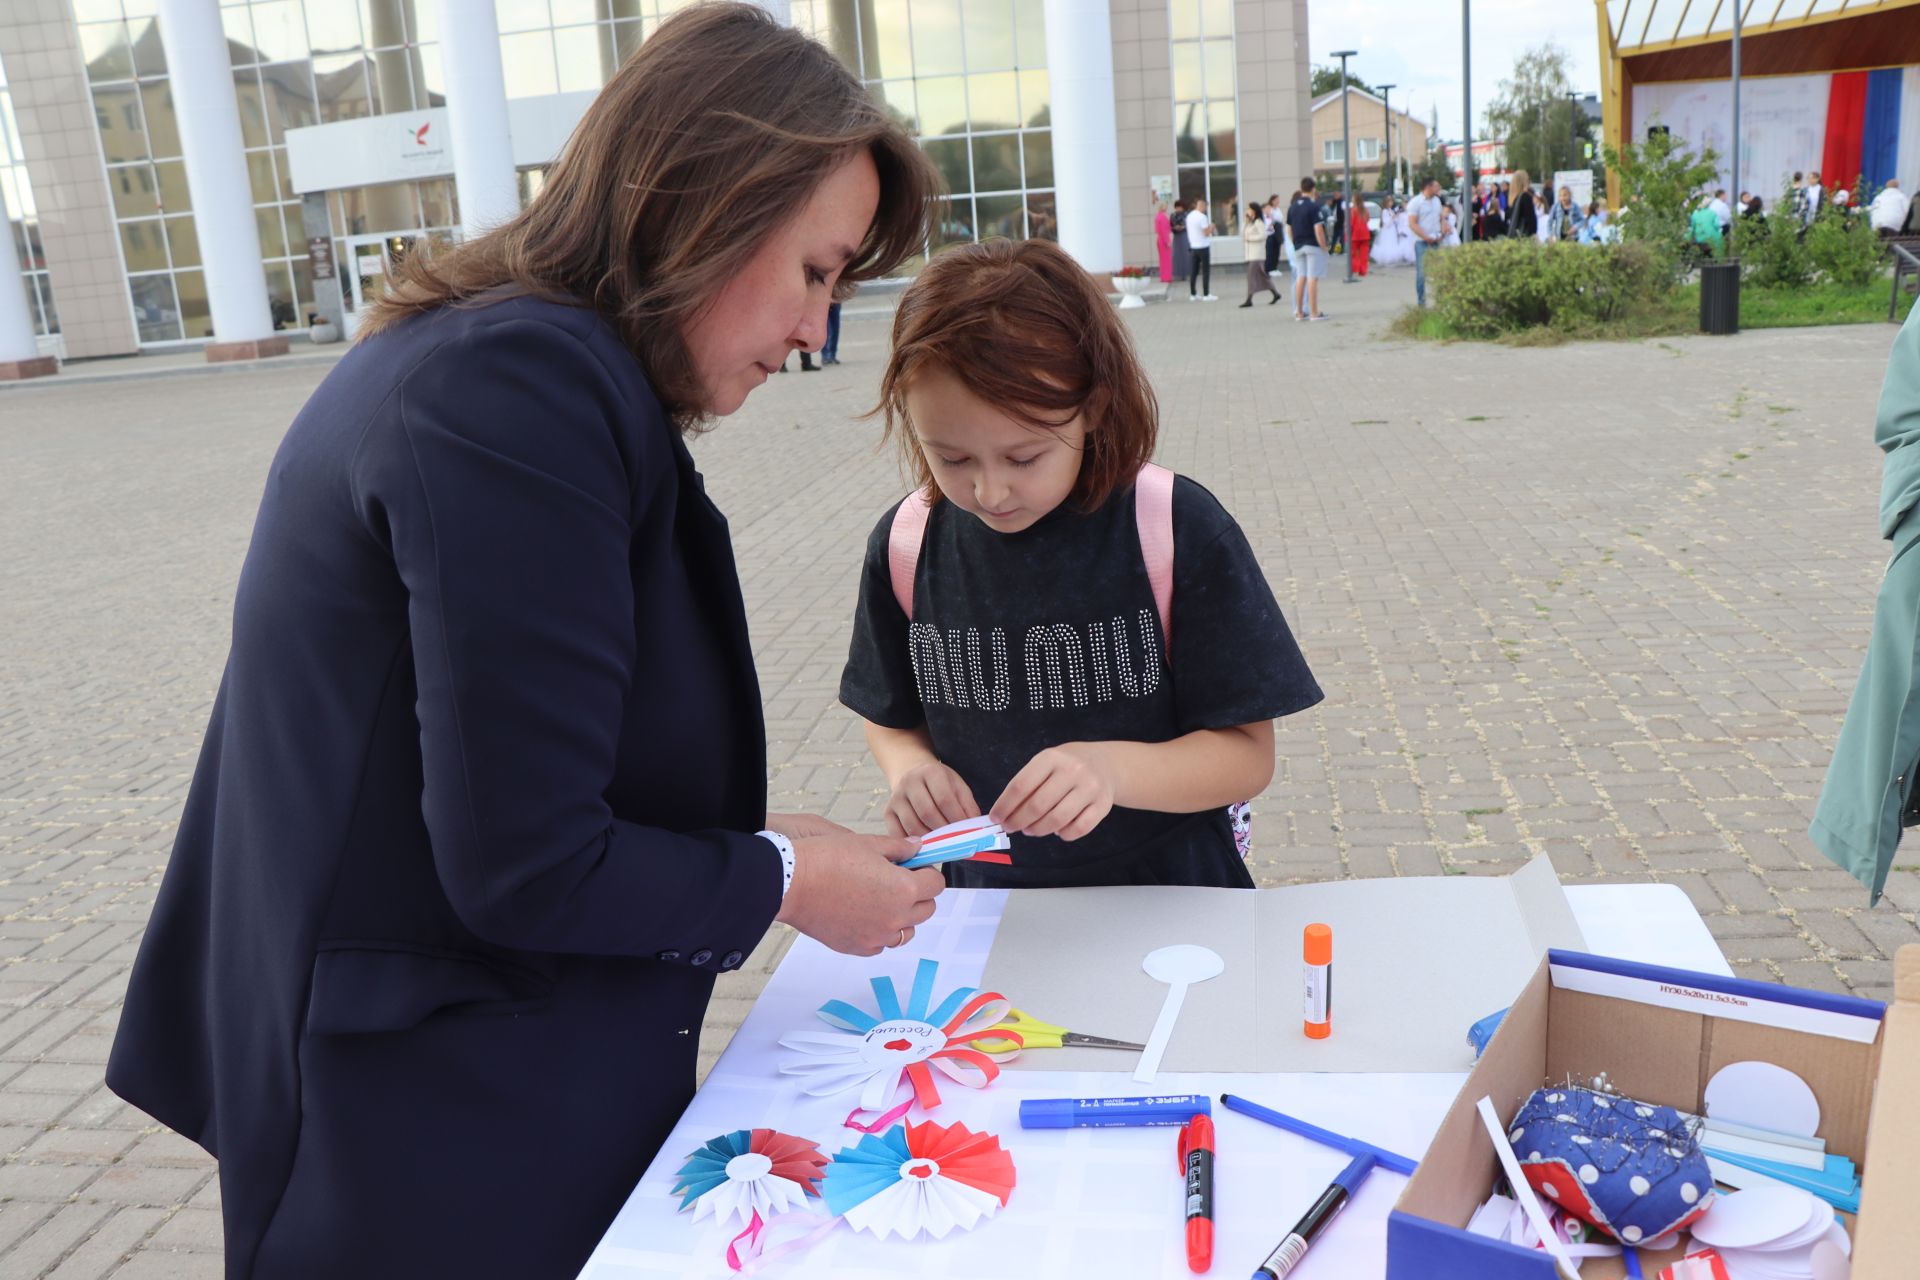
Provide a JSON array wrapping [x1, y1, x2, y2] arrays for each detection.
[[900, 1157, 942, 1181], [1745, 1197, 1835, 1254], [725, 1152, 773, 1182], [1705, 1060, 1821, 1137], [858, 1020, 944, 1067], [1811, 1238, 1853, 1280], [1690, 1186, 1820, 1250]]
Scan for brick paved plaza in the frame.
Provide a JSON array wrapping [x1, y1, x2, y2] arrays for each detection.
[[2, 276, 1917, 1275]]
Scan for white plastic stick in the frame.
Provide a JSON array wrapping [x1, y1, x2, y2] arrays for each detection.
[[1476, 1096, 1583, 1280], [1133, 982, 1186, 1083]]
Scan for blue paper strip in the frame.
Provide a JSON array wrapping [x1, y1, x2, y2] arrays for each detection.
[[816, 999, 879, 1033], [927, 983, 975, 1028], [871, 974, 903, 1021], [907, 959, 937, 1021]]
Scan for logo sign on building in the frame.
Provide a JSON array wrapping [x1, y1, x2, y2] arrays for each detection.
[[308, 236, 335, 280], [283, 92, 599, 200], [284, 109, 455, 194]]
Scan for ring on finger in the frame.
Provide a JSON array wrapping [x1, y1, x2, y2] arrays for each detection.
[[892, 928, 908, 949]]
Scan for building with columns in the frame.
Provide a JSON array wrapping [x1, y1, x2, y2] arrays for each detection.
[[0, 0, 1311, 376]]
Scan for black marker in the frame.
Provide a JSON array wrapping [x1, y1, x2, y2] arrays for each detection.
[[1251, 1152, 1376, 1280]]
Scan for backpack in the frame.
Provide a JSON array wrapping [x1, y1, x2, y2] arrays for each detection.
[[884, 462, 1255, 859]]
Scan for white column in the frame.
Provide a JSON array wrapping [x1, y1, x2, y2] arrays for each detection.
[[0, 222, 40, 364], [155, 0, 276, 346], [1041, 0, 1124, 273], [435, 0, 520, 237]]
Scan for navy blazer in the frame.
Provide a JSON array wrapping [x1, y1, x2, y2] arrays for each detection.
[[106, 296, 782, 1277]]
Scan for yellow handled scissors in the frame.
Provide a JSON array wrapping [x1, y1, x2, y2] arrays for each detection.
[[974, 1008, 1146, 1055]]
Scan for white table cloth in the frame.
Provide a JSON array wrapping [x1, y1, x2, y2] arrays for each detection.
[[581, 883, 1728, 1280]]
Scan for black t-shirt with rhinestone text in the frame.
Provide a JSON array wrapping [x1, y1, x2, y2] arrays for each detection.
[[839, 475, 1323, 886]]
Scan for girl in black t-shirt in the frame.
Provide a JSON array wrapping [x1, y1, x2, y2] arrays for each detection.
[[838, 240, 1323, 889]]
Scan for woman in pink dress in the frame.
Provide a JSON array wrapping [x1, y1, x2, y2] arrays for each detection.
[[1154, 200, 1174, 282]]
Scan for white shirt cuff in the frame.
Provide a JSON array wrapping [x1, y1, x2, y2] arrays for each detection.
[[757, 830, 796, 899]]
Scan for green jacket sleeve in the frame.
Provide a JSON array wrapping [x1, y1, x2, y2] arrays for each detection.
[[1811, 305, 1920, 902]]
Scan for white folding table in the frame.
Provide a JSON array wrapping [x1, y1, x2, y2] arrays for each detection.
[[581, 883, 1728, 1280]]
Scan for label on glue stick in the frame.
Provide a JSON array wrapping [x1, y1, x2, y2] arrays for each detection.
[[1304, 964, 1331, 1024]]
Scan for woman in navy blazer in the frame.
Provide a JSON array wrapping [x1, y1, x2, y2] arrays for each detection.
[[105, 8, 944, 1276]]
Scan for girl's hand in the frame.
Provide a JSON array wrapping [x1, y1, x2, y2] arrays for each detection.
[[885, 763, 981, 838], [991, 743, 1117, 841]]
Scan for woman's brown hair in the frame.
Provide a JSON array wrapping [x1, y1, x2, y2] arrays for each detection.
[[358, 2, 939, 429], [872, 239, 1159, 512]]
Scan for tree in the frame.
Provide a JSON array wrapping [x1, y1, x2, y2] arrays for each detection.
[[1310, 65, 1382, 100], [1603, 128, 1719, 282], [1408, 148, 1455, 192], [1485, 43, 1589, 181]]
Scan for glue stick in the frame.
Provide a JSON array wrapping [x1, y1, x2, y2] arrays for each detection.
[[1303, 923, 1333, 1039]]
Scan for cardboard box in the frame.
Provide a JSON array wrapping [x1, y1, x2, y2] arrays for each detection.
[[1386, 945, 1920, 1280]]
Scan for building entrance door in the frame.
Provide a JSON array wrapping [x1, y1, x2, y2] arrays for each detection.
[[341, 233, 421, 337]]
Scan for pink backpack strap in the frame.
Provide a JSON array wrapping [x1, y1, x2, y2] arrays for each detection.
[[1134, 463, 1175, 655], [887, 489, 933, 619]]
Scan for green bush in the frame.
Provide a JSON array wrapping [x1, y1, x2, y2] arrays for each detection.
[[1426, 238, 1665, 337], [1805, 198, 1885, 288], [1733, 197, 1812, 290]]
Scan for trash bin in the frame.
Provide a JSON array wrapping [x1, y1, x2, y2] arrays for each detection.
[[1699, 259, 1740, 335]]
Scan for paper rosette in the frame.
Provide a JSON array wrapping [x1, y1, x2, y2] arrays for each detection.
[[819, 1120, 1017, 1240], [778, 958, 1018, 1113], [670, 1128, 829, 1230]]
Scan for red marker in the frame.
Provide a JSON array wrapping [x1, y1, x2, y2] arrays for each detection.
[[1179, 1113, 1215, 1272]]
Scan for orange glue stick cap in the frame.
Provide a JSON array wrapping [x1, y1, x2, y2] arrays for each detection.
[[1304, 923, 1333, 966]]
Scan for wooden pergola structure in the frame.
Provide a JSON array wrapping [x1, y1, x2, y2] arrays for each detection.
[[1595, 0, 1920, 202]]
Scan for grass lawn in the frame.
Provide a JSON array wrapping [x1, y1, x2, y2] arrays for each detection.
[[1683, 278, 1916, 329], [1395, 276, 1914, 344]]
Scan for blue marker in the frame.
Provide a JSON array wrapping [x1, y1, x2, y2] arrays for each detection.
[[1019, 1094, 1212, 1129], [1252, 1152, 1376, 1280]]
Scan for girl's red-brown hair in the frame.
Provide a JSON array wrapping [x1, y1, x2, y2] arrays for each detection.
[[873, 239, 1159, 510]]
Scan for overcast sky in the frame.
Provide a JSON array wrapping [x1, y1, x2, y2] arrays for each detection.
[[1308, 0, 1605, 143]]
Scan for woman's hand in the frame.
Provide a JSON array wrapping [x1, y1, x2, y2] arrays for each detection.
[[990, 743, 1117, 842], [774, 831, 943, 956], [884, 762, 980, 838], [764, 812, 853, 839]]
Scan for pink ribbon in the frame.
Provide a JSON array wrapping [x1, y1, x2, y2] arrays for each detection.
[[842, 1097, 914, 1133], [726, 1208, 838, 1274]]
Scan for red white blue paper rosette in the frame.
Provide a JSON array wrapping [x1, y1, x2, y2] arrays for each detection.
[[820, 1120, 1017, 1241], [671, 1128, 828, 1229], [672, 1130, 834, 1271], [778, 958, 1018, 1117]]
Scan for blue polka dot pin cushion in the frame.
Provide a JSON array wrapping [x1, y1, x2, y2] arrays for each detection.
[[1507, 1085, 1717, 1245]]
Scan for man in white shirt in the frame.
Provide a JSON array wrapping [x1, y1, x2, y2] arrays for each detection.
[[1405, 178, 1446, 307], [1871, 180, 1911, 236], [1184, 199, 1216, 300], [1802, 171, 1825, 224], [1709, 189, 1732, 238]]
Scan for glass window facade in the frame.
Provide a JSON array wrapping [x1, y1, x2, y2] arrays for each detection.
[[789, 0, 1056, 269], [69, 0, 1060, 345], [1169, 0, 1236, 245], [0, 54, 56, 343], [77, 0, 459, 344]]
